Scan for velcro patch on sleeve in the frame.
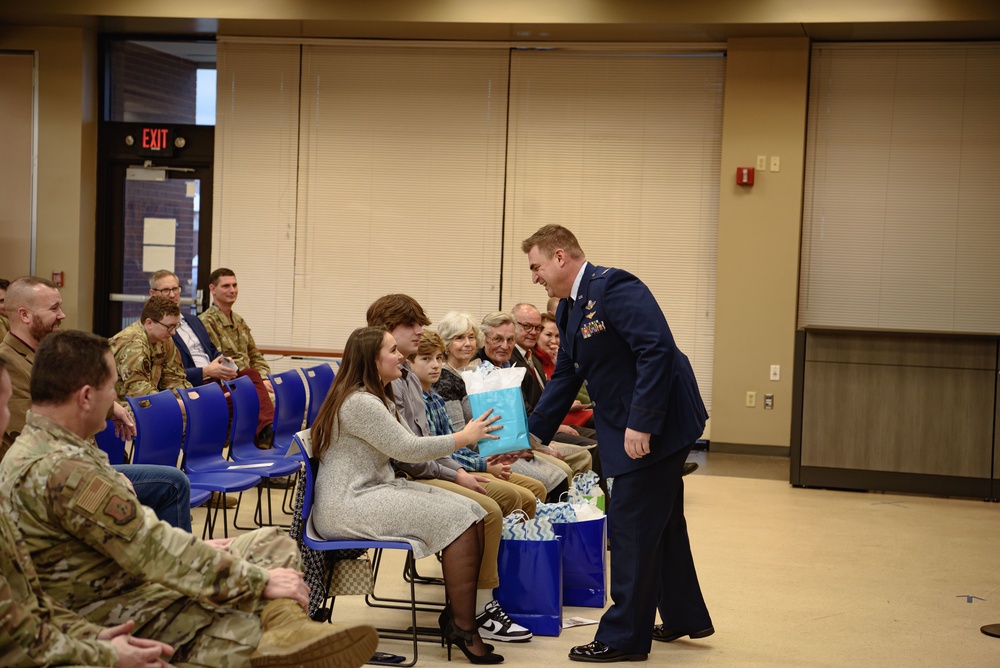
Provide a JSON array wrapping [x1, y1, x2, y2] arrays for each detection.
[[103, 494, 137, 525], [65, 469, 144, 541], [75, 476, 112, 514]]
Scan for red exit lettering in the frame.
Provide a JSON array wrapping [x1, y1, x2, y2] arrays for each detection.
[[141, 128, 169, 150]]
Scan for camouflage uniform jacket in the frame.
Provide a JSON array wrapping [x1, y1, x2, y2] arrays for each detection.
[[199, 305, 271, 375], [0, 332, 34, 460], [108, 321, 191, 401], [0, 313, 9, 341], [0, 510, 116, 667], [0, 412, 271, 625]]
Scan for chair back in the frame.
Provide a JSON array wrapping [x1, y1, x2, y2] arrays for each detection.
[[269, 370, 307, 452], [291, 431, 317, 523], [126, 391, 184, 467], [94, 419, 126, 465], [177, 384, 232, 473], [304, 363, 335, 427], [226, 375, 261, 458]]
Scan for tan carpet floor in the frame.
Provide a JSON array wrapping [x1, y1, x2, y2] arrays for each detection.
[[197, 453, 1000, 667]]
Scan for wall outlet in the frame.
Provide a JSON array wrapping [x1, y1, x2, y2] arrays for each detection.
[[764, 393, 774, 410], [746, 391, 757, 408]]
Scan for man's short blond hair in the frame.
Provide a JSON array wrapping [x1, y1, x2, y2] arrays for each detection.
[[148, 269, 178, 289], [520, 225, 585, 259]]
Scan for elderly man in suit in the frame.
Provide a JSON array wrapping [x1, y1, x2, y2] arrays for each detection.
[[522, 225, 713, 663]]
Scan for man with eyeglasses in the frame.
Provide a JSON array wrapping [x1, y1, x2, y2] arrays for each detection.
[[148, 270, 238, 385], [109, 294, 192, 402]]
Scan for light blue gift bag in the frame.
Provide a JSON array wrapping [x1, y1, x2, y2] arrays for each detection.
[[468, 386, 530, 456], [464, 364, 531, 457]]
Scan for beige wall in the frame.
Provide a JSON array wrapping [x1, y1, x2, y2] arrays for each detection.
[[0, 27, 98, 330], [711, 38, 810, 453], [0, 52, 33, 281]]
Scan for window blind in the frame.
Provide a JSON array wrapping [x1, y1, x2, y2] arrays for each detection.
[[213, 42, 301, 344], [294, 45, 510, 345], [799, 43, 1000, 332], [502, 50, 725, 412]]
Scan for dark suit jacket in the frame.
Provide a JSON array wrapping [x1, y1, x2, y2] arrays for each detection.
[[528, 263, 708, 478], [172, 312, 221, 385], [510, 347, 545, 410]]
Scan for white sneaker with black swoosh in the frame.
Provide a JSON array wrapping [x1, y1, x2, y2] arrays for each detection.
[[476, 600, 533, 642]]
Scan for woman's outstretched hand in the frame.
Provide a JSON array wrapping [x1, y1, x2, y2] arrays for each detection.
[[457, 408, 502, 449]]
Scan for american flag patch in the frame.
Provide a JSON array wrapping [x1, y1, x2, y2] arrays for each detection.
[[75, 477, 111, 514]]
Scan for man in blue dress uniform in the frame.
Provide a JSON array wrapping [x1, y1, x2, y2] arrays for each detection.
[[522, 225, 713, 663]]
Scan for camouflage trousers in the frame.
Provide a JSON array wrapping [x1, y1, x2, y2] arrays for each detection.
[[83, 527, 299, 668]]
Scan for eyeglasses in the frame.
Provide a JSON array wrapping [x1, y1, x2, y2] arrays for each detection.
[[516, 322, 543, 333], [154, 286, 182, 295], [488, 335, 515, 346], [154, 320, 179, 334]]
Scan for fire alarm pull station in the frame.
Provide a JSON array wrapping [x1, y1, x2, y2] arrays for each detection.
[[51, 271, 64, 287], [737, 167, 754, 186]]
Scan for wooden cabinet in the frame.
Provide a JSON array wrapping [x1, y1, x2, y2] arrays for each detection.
[[791, 328, 1000, 499]]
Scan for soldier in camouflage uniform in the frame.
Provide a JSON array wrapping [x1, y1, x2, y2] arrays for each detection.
[[200, 268, 272, 385], [199, 268, 277, 447], [0, 330, 378, 668], [0, 356, 175, 667], [108, 295, 192, 401]]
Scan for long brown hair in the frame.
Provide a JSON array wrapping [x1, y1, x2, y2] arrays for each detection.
[[311, 326, 396, 459]]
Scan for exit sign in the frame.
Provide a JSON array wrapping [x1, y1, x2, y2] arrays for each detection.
[[137, 127, 173, 157]]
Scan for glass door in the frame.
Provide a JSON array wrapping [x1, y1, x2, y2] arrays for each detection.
[[94, 122, 214, 337], [117, 166, 207, 330]]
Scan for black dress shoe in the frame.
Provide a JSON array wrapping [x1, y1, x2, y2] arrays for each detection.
[[682, 461, 699, 476], [568, 640, 647, 663], [651, 625, 714, 643]]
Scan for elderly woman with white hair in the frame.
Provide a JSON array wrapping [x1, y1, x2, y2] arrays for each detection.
[[433, 312, 568, 500]]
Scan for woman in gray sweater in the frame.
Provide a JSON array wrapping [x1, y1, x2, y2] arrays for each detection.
[[312, 326, 504, 664]]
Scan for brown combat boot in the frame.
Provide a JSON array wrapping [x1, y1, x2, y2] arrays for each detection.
[[250, 599, 378, 668]]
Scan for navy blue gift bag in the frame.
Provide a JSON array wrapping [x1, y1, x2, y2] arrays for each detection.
[[492, 537, 563, 636], [553, 516, 607, 608]]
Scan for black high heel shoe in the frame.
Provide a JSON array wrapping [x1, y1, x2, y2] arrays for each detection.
[[438, 608, 504, 664], [438, 609, 494, 652]]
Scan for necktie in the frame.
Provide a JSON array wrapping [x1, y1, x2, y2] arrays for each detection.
[[524, 349, 545, 389]]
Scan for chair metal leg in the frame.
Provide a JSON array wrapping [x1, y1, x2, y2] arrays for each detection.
[[366, 549, 446, 613], [318, 551, 424, 667], [403, 554, 446, 586]]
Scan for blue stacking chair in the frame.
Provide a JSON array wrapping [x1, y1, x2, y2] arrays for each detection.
[[224, 375, 302, 523], [94, 419, 127, 465], [292, 431, 436, 667], [128, 389, 260, 538], [303, 363, 336, 427], [176, 384, 268, 534], [268, 370, 307, 452], [96, 418, 213, 511]]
